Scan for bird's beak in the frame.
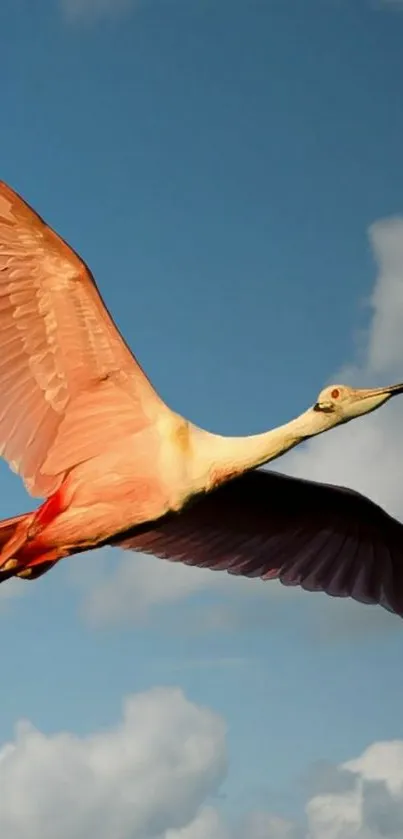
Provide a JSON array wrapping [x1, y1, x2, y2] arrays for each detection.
[[349, 382, 403, 417]]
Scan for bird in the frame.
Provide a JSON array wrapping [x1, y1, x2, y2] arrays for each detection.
[[0, 181, 402, 619]]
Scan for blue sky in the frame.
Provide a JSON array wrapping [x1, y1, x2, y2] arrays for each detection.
[[1, 1, 403, 837]]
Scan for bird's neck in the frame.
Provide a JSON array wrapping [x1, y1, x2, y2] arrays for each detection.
[[192, 409, 333, 490]]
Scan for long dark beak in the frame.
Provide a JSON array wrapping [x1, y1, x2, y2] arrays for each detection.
[[351, 382, 403, 416], [361, 382, 403, 398], [387, 382, 403, 395], [341, 381, 403, 420]]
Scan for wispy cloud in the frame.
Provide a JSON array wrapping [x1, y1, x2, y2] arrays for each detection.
[[68, 545, 292, 630], [60, 0, 134, 23], [149, 656, 258, 673]]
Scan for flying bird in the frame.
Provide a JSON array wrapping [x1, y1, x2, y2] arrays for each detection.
[[0, 181, 402, 618]]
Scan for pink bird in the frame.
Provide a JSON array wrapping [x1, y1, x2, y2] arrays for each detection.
[[0, 181, 402, 617]]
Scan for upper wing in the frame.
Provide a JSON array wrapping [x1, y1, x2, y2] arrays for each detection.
[[115, 469, 403, 617], [0, 181, 166, 497]]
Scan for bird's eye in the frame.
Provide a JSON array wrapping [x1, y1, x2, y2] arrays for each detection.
[[331, 388, 340, 399]]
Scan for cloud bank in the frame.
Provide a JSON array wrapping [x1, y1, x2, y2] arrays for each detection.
[[0, 685, 402, 839], [0, 687, 226, 839]]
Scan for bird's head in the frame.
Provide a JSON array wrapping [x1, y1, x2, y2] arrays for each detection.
[[312, 381, 403, 426]]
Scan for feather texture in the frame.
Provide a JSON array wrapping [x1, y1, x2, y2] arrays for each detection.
[[0, 182, 166, 497], [115, 469, 403, 617]]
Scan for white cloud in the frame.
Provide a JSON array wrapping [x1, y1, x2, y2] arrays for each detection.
[[0, 688, 402, 839], [72, 216, 403, 630], [0, 686, 227, 839], [60, 0, 133, 23], [367, 218, 403, 375], [306, 740, 403, 839], [279, 217, 403, 522]]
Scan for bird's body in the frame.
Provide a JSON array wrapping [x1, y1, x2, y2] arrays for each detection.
[[1, 179, 403, 617], [0, 409, 196, 565]]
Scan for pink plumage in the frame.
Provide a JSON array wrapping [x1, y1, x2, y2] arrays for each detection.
[[0, 180, 402, 618]]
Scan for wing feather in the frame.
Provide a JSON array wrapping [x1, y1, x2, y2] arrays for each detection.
[[0, 181, 167, 496], [114, 469, 403, 617]]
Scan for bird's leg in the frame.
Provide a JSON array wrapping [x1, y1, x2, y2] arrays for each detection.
[[16, 547, 70, 574], [0, 514, 36, 569], [3, 544, 69, 577]]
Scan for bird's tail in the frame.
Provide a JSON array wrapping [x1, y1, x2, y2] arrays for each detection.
[[0, 512, 62, 582]]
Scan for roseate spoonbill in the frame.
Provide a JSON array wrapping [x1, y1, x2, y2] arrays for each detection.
[[0, 181, 402, 617]]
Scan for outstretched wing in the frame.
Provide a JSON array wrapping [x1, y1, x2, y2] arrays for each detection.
[[116, 469, 403, 617], [0, 181, 167, 497]]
